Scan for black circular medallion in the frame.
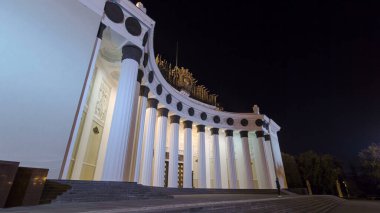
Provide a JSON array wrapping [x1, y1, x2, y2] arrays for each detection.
[[255, 119, 264, 127], [177, 102, 183, 111], [213, 116, 220, 123], [148, 71, 154, 83], [166, 94, 172, 104], [125, 17, 142, 36], [104, 2, 124, 23], [241, 119, 248, 126], [227, 118, 234, 126], [143, 31, 149, 46], [156, 84, 162, 95], [188, 107, 194, 116], [200, 112, 207, 120], [143, 53, 148, 67]]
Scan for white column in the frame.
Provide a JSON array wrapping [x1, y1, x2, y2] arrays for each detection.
[[225, 130, 238, 189], [197, 125, 206, 188], [139, 98, 158, 185], [124, 69, 144, 181], [168, 115, 180, 188], [152, 108, 168, 187], [102, 45, 142, 181], [210, 128, 222, 189], [132, 85, 149, 182], [264, 134, 277, 189], [269, 131, 287, 188], [240, 131, 254, 189], [255, 131, 272, 188], [183, 120, 193, 188]]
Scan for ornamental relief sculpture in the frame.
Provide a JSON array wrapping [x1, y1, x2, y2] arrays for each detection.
[[156, 55, 221, 109], [94, 80, 111, 122]]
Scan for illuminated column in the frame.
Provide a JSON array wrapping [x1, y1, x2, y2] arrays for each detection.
[[255, 131, 271, 188], [168, 115, 180, 188], [125, 69, 144, 181], [210, 128, 222, 189], [183, 120, 193, 188], [240, 131, 254, 189], [139, 98, 158, 185], [133, 86, 149, 182], [152, 108, 168, 187], [102, 45, 142, 181], [225, 130, 238, 189], [197, 125, 206, 188], [268, 128, 287, 188], [264, 134, 277, 189]]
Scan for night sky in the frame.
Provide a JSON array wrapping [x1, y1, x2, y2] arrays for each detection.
[[134, 0, 380, 165]]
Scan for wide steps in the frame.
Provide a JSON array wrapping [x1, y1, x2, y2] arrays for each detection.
[[43, 180, 172, 203]]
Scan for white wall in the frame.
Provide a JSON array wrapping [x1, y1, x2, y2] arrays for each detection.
[[0, 0, 101, 178]]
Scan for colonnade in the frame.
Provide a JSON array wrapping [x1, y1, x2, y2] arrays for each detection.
[[97, 42, 278, 189], [123, 94, 275, 189]]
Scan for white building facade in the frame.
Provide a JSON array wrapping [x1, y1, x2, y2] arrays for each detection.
[[0, 0, 287, 189]]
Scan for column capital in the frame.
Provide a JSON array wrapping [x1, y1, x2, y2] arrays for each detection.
[[196, 125, 205, 133], [183, 120, 193, 129], [210, 128, 219, 135], [157, 108, 169, 117], [122, 45, 143, 62], [170, 115, 180, 124], [264, 134, 271, 141], [225, 130, 233, 137], [137, 69, 144, 83], [147, 98, 158, 109], [240, 131, 248, 138], [255, 130, 264, 138], [139, 85, 150, 97], [97, 22, 106, 39]]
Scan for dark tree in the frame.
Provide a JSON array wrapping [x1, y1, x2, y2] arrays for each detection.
[[356, 143, 380, 196], [282, 152, 303, 188], [296, 151, 343, 195]]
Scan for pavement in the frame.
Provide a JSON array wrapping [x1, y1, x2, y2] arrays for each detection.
[[330, 200, 380, 213], [6, 194, 376, 213], [0, 194, 288, 213]]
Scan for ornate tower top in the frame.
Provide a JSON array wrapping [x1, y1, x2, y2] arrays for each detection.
[[156, 55, 221, 109], [252, 105, 260, 114]]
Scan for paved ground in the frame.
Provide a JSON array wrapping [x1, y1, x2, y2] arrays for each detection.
[[330, 200, 380, 213], [0, 194, 287, 213]]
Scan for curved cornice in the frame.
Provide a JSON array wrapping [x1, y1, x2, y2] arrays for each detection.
[[144, 25, 274, 131]]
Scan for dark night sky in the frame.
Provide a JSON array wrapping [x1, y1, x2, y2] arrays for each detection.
[[134, 0, 380, 165]]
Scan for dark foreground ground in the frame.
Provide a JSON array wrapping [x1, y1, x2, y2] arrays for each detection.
[[1, 194, 275, 213], [330, 200, 380, 213], [1, 194, 378, 213]]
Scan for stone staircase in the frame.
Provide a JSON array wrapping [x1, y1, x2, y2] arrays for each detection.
[[151, 186, 286, 195], [39, 180, 172, 204], [39, 180, 72, 204], [38, 180, 343, 213], [39, 180, 292, 204]]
